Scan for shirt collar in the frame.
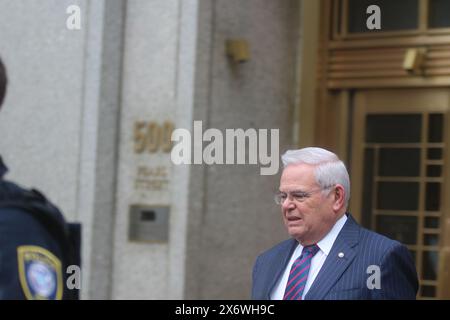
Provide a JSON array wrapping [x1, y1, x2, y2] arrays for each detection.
[[0, 155, 8, 179], [316, 214, 348, 256]]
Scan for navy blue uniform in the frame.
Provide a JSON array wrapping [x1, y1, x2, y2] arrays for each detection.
[[0, 156, 80, 300]]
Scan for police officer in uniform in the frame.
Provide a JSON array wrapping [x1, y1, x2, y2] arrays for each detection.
[[0, 56, 80, 300]]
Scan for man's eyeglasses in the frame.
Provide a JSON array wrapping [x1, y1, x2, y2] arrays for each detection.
[[274, 185, 335, 205]]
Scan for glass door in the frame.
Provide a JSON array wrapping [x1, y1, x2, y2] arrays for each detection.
[[350, 89, 450, 299]]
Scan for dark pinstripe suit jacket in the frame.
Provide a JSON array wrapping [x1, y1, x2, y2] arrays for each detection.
[[252, 214, 418, 299]]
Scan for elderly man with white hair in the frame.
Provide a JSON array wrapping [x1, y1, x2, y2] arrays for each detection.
[[252, 147, 418, 300]]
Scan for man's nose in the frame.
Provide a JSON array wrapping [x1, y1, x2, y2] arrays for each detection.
[[281, 197, 296, 210]]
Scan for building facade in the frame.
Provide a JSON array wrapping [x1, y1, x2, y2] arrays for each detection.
[[0, 0, 448, 299]]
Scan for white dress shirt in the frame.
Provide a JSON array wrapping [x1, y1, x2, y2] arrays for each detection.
[[270, 214, 348, 300]]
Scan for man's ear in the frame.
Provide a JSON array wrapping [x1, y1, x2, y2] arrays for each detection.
[[332, 184, 346, 212]]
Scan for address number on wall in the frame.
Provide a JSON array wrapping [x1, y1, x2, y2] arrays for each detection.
[[134, 121, 174, 153]]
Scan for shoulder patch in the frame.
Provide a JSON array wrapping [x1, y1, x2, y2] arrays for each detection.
[[17, 246, 63, 300]]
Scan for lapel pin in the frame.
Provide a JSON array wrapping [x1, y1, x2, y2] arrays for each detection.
[[338, 252, 344, 258]]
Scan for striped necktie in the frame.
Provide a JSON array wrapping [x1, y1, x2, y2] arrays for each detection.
[[283, 244, 320, 300]]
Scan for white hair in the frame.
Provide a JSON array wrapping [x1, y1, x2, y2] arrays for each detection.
[[281, 147, 350, 207]]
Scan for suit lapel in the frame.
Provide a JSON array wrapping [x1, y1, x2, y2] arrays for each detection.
[[264, 238, 298, 299], [304, 215, 360, 300]]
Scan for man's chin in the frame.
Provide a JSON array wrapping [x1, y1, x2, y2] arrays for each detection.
[[286, 219, 304, 230], [287, 227, 306, 240]]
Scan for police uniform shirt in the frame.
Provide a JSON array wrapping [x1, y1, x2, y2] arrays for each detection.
[[0, 155, 66, 300]]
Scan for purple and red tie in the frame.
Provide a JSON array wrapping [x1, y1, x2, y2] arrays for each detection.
[[283, 244, 320, 300]]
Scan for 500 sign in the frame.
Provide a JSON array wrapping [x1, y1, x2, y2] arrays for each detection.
[[133, 121, 174, 154]]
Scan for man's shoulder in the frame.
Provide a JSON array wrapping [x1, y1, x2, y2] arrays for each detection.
[[0, 180, 54, 235], [0, 179, 67, 242], [353, 219, 405, 254], [0, 179, 65, 220], [0, 178, 24, 198], [256, 238, 295, 260], [0, 180, 35, 218]]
